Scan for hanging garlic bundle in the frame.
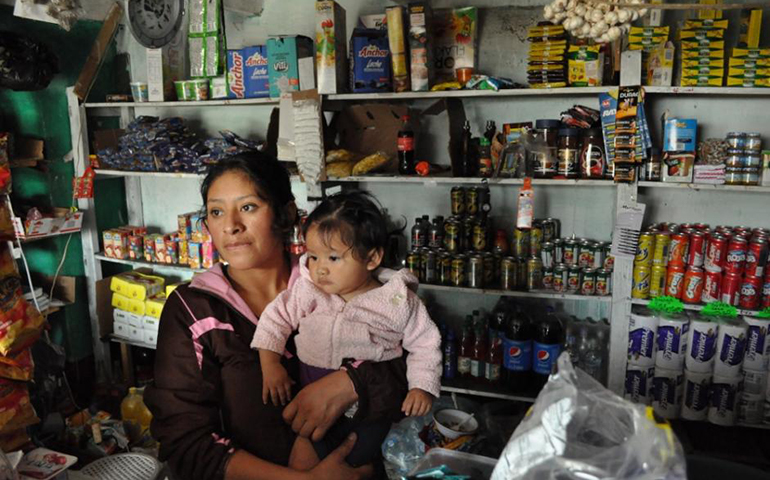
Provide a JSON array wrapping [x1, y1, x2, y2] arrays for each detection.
[[543, 0, 649, 43]]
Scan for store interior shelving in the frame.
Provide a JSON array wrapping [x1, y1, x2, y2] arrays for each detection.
[[94, 253, 207, 274], [631, 298, 762, 318], [420, 284, 611, 303]]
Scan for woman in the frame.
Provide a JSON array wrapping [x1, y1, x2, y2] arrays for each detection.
[[144, 153, 408, 480]]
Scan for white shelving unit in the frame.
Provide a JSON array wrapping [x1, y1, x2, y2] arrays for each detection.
[[420, 284, 611, 303], [631, 298, 762, 318]]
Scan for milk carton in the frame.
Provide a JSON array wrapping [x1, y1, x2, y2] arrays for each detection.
[[315, 1, 347, 94], [349, 28, 391, 93], [227, 46, 269, 99], [408, 3, 435, 91], [267, 36, 315, 98]]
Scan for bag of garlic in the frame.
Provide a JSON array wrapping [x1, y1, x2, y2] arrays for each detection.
[[567, 45, 602, 87]]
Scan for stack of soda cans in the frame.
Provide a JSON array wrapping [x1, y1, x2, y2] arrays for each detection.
[[632, 222, 770, 311], [625, 306, 770, 426]]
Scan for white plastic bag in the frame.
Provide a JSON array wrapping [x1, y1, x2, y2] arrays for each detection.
[[492, 353, 686, 480]]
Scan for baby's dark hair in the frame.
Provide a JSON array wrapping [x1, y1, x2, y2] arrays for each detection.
[[304, 190, 388, 263]]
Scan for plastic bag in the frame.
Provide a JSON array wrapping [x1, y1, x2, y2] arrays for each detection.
[[492, 353, 686, 480]]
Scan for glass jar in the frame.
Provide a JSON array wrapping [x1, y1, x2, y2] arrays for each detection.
[[725, 148, 744, 168], [745, 151, 762, 168], [643, 147, 661, 181], [726, 132, 746, 149], [725, 167, 743, 185], [745, 132, 762, 152], [580, 128, 606, 178], [557, 128, 580, 178], [533, 119, 560, 178], [744, 167, 760, 186], [763, 150, 770, 187]]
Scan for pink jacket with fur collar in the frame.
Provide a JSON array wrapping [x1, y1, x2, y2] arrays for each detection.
[[252, 254, 442, 397]]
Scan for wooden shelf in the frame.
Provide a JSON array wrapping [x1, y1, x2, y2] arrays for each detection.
[[95, 253, 207, 273], [421, 284, 612, 302], [631, 298, 761, 317], [639, 181, 770, 193], [441, 377, 538, 403]]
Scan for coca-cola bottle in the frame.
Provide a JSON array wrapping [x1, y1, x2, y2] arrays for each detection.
[[398, 115, 415, 175]]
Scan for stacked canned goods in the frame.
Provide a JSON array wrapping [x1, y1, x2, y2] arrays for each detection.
[[725, 132, 763, 186], [542, 235, 614, 296], [632, 221, 770, 311], [625, 306, 770, 426]]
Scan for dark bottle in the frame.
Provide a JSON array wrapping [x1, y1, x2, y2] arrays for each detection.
[[411, 217, 426, 249], [443, 330, 457, 380], [458, 316, 474, 378], [503, 305, 533, 392], [428, 217, 445, 249], [478, 137, 493, 178], [486, 331, 503, 385], [398, 115, 415, 175], [471, 324, 487, 380], [532, 307, 565, 391], [489, 297, 510, 337], [484, 120, 497, 143], [460, 121, 475, 177]]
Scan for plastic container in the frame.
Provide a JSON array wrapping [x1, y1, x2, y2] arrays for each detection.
[[175, 80, 193, 101], [190, 79, 210, 101], [407, 448, 496, 478], [433, 408, 479, 439], [130, 82, 149, 102]]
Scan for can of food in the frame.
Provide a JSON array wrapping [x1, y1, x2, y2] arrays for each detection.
[[493, 251, 503, 285], [516, 257, 528, 290], [451, 254, 466, 287], [702, 269, 722, 303], [549, 264, 564, 293], [468, 254, 484, 289], [501, 257, 517, 290], [406, 249, 421, 280], [738, 275, 763, 310], [578, 240, 594, 268], [472, 222, 488, 251], [725, 237, 748, 276], [553, 238, 564, 264], [687, 231, 706, 268], [462, 216, 475, 253], [603, 243, 615, 271], [665, 265, 685, 299], [444, 220, 460, 253], [650, 265, 668, 298], [564, 238, 579, 266], [636, 232, 655, 266], [513, 228, 530, 258], [596, 268, 612, 296], [568, 265, 583, 294], [541, 242, 555, 269], [594, 242, 607, 270], [580, 268, 596, 295], [438, 251, 452, 286], [746, 238, 769, 278], [632, 265, 651, 299], [482, 252, 495, 287], [421, 249, 437, 285], [653, 232, 671, 267], [542, 266, 554, 290], [530, 221, 544, 257], [451, 186, 465, 215], [542, 218, 557, 243], [466, 187, 479, 215], [527, 256, 544, 290], [720, 272, 742, 306], [762, 276, 770, 309], [705, 234, 728, 272], [682, 266, 705, 304], [668, 233, 689, 268]]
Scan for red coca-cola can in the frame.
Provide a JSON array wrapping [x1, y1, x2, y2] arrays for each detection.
[[669, 233, 689, 267], [720, 272, 743, 306], [745, 238, 769, 278], [704, 234, 727, 272], [680, 223, 695, 230], [695, 223, 710, 231], [682, 266, 705, 304], [739, 275, 763, 310], [702, 269, 722, 303], [719, 230, 733, 242], [688, 232, 706, 268], [666, 265, 686, 299], [762, 275, 770, 309], [724, 237, 748, 276]]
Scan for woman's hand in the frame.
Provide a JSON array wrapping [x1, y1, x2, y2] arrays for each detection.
[[283, 370, 358, 441], [262, 362, 295, 406], [306, 434, 374, 480], [401, 388, 433, 417]]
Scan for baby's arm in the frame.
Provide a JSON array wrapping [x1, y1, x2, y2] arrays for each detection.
[[259, 349, 294, 406], [400, 293, 443, 416]]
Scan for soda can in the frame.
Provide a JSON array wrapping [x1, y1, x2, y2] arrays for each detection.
[[624, 366, 654, 405], [542, 218, 557, 243], [564, 238, 578, 266], [500, 257, 517, 290], [472, 223, 488, 251], [450, 254, 466, 287], [580, 268, 596, 296], [655, 312, 689, 371], [652, 232, 671, 267], [513, 228, 530, 258], [632, 265, 651, 299], [406, 250, 421, 280], [745, 238, 769, 278], [668, 233, 689, 267], [650, 265, 668, 298], [737, 393, 764, 425], [594, 242, 607, 270], [421, 249, 437, 285], [438, 251, 452, 286], [695, 222, 710, 231], [628, 308, 658, 367], [743, 315, 770, 371], [516, 257, 528, 290], [542, 266, 554, 290], [596, 269, 612, 296], [493, 251, 503, 284], [665, 265, 686, 299], [701, 269, 722, 303], [724, 237, 748, 275], [527, 256, 543, 291], [465, 187, 479, 215], [720, 272, 743, 306], [708, 375, 741, 426], [681, 369, 711, 421], [738, 275, 762, 310], [686, 317, 717, 373], [567, 265, 582, 294], [742, 369, 768, 396], [530, 221, 543, 257], [603, 243, 614, 271], [482, 252, 495, 287], [578, 240, 594, 268], [450, 186, 465, 215], [468, 254, 484, 289], [462, 216, 475, 254], [553, 238, 564, 264], [541, 242, 555, 269], [687, 231, 706, 267], [682, 266, 705, 304], [444, 220, 460, 253], [651, 368, 684, 419], [714, 319, 748, 378], [553, 264, 567, 293]]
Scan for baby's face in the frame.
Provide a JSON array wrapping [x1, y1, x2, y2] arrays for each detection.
[[305, 225, 374, 301]]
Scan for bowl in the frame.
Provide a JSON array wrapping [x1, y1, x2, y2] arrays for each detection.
[[433, 408, 478, 440]]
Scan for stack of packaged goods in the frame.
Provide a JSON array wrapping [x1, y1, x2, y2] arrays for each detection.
[[567, 45, 603, 87], [728, 48, 770, 88], [626, 306, 770, 427], [188, 0, 225, 80], [679, 19, 728, 87], [724, 132, 764, 186], [527, 24, 567, 89], [632, 222, 770, 312], [628, 26, 670, 86], [111, 271, 165, 347]]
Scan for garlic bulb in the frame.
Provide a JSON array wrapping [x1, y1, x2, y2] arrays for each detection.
[[575, 4, 586, 16], [542, 0, 652, 43], [607, 26, 622, 41], [590, 8, 603, 23], [605, 11, 618, 26], [617, 9, 631, 23]]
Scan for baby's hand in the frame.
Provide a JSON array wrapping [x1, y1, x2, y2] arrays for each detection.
[[262, 362, 295, 406], [401, 388, 433, 417]]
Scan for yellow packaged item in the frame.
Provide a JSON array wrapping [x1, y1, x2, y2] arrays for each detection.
[[729, 57, 770, 68], [683, 58, 725, 68], [529, 40, 567, 48], [647, 42, 675, 86], [352, 152, 391, 176], [630, 26, 670, 37], [111, 293, 130, 311], [680, 29, 724, 41], [681, 76, 724, 87], [681, 40, 724, 51], [726, 76, 770, 87], [568, 45, 602, 87], [145, 295, 166, 319], [528, 25, 564, 36], [738, 9, 762, 49], [682, 67, 724, 77], [697, 0, 723, 20], [431, 81, 461, 91], [325, 149, 358, 164], [528, 64, 564, 72], [684, 19, 728, 30], [127, 298, 146, 316], [110, 271, 164, 301], [326, 161, 357, 178], [682, 48, 725, 59], [732, 48, 770, 59], [529, 82, 567, 89], [728, 66, 770, 77]]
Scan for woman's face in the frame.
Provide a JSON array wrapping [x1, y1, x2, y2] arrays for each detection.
[[205, 170, 283, 271]]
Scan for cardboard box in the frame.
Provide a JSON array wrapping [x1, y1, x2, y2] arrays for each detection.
[[113, 309, 130, 325], [433, 7, 478, 83], [143, 329, 158, 346], [333, 104, 411, 159], [113, 320, 130, 339], [647, 42, 674, 86], [316, 1, 347, 94], [96, 268, 154, 338], [408, 3, 434, 92], [267, 36, 315, 98], [143, 316, 160, 331], [227, 46, 270, 99], [125, 311, 144, 328], [21, 212, 83, 240], [349, 28, 391, 93], [109, 271, 164, 301]]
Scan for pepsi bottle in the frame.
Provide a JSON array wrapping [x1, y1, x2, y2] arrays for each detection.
[[532, 307, 565, 391], [503, 304, 533, 392]]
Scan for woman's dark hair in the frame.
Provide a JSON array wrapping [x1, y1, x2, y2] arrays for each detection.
[[201, 152, 296, 242], [304, 190, 388, 262]]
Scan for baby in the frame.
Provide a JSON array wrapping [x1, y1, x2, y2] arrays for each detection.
[[252, 190, 441, 470]]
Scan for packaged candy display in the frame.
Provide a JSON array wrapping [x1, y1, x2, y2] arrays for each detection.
[[527, 24, 567, 89], [728, 48, 770, 87], [678, 19, 728, 87]]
